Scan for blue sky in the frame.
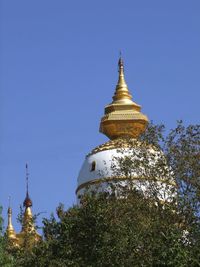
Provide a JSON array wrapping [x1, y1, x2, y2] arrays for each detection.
[[0, 0, 200, 231]]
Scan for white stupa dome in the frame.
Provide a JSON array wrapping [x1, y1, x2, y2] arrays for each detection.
[[76, 139, 174, 200]]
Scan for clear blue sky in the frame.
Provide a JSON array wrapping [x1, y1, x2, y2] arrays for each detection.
[[0, 0, 199, 231]]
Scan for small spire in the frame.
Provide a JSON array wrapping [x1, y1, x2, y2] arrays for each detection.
[[7, 197, 13, 228], [26, 163, 29, 195], [118, 54, 124, 74], [6, 196, 16, 238], [8, 195, 11, 208], [23, 164, 32, 208]]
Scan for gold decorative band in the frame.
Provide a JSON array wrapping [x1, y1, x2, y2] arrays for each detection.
[[86, 138, 157, 157], [76, 176, 176, 195]]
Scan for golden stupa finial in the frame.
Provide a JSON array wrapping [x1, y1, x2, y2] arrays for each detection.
[[100, 56, 148, 140], [21, 164, 36, 233], [6, 196, 16, 239]]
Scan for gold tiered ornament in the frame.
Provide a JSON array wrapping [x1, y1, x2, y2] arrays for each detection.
[[100, 57, 148, 140]]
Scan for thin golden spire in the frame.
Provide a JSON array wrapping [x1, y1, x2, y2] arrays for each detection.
[[117, 56, 127, 87], [6, 196, 16, 239], [112, 56, 133, 104]]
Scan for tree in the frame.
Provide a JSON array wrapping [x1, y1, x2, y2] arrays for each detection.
[[12, 122, 200, 267], [0, 206, 14, 267]]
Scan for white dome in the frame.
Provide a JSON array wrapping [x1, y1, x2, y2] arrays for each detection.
[[76, 139, 174, 199], [77, 148, 125, 189]]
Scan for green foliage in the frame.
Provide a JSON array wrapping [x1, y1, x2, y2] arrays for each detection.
[[15, 192, 200, 267], [0, 206, 15, 267], [9, 122, 200, 266]]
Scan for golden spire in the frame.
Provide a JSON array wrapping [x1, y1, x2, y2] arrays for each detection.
[[21, 164, 35, 233], [100, 56, 148, 139], [6, 197, 16, 240], [112, 56, 133, 104]]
